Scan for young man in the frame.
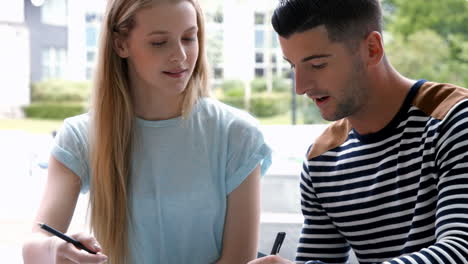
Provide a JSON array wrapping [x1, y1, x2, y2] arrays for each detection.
[[251, 0, 468, 263]]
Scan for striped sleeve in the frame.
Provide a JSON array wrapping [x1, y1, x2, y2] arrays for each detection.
[[295, 159, 351, 264], [384, 100, 468, 263]]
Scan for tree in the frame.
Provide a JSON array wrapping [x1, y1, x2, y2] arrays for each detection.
[[386, 30, 468, 87], [384, 0, 468, 38], [383, 0, 468, 87]]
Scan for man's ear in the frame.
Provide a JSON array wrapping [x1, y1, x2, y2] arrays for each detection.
[[364, 31, 384, 66], [113, 36, 129, 58]]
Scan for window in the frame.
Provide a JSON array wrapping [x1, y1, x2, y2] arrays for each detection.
[[255, 30, 264, 48], [271, 54, 277, 64], [255, 68, 265, 77], [272, 32, 279, 48], [213, 10, 223, 23], [86, 67, 94, 80], [255, 52, 264, 63], [86, 26, 98, 47], [214, 68, 223, 79], [86, 51, 95, 63], [254, 12, 265, 25], [282, 68, 292, 79], [42, 47, 67, 80], [41, 0, 67, 26]]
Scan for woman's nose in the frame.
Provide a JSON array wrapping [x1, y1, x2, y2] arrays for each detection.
[[170, 42, 187, 62]]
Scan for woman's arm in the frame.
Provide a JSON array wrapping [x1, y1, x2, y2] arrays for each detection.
[[22, 156, 107, 264], [217, 165, 262, 264]]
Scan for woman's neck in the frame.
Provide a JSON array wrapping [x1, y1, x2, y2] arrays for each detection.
[[130, 83, 184, 121]]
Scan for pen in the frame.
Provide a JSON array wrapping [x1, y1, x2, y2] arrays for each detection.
[[37, 222, 97, 254], [270, 231, 286, 255]]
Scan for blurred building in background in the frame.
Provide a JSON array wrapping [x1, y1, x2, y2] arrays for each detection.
[[0, 0, 289, 116], [0, 0, 30, 118], [25, 0, 68, 82], [23, 0, 105, 82], [204, 0, 291, 91], [20, 0, 288, 84]]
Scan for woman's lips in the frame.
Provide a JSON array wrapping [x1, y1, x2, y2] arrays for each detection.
[[163, 69, 187, 78]]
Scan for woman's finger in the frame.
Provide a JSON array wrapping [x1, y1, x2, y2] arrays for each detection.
[[71, 232, 102, 253]]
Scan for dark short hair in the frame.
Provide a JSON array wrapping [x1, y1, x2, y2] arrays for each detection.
[[272, 0, 382, 47]]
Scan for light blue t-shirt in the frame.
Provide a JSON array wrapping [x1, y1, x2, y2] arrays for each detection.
[[51, 97, 272, 263]]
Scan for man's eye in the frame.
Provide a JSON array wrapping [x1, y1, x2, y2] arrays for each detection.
[[182, 37, 196, 42], [312, 63, 327, 69], [312, 63, 328, 69]]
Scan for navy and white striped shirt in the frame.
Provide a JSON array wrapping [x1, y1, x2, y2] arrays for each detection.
[[297, 80, 468, 264]]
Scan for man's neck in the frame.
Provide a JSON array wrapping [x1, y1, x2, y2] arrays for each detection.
[[349, 64, 415, 135]]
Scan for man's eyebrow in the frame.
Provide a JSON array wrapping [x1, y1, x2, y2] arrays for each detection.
[[302, 54, 332, 62], [283, 56, 292, 64], [283, 54, 332, 64], [147, 26, 198, 36]]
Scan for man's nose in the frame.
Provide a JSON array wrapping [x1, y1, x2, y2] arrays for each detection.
[[294, 68, 308, 95]]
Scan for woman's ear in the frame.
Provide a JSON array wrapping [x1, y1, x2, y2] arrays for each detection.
[[113, 36, 129, 58], [364, 31, 384, 66]]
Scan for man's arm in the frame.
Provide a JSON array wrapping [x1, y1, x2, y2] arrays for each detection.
[[295, 161, 351, 264], [248, 160, 350, 264], [383, 100, 468, 263]]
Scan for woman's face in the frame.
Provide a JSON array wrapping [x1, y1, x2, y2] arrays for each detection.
[[116, 1, 199, 99]]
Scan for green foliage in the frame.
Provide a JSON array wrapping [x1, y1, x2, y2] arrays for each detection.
[[250, 92, 290, 118], [224, 87, 244, 97], [31, 80, 92, 103], [25, 80, 91, 120], [382, 0, 468, 88], [298, 96, 324, 124], [219, 79, 245, 108], [221, 79, 244, 92], [272, 77, 291, 92], [250, 77, 291, 93], [219, 95, 245, 109], [384, 0, 468, 38], [217, 79, 293, 118], [251, 78, 267, 93], [23, 103, 86, 120], [447, 34, 468, 63], [386, 30, 468, 86]]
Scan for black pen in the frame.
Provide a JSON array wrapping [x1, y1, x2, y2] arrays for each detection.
[[270, 232, 286, 255], [37, 222, 97, 254]]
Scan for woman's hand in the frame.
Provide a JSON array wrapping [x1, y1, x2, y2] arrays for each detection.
[[52, 232, 107, 264], [247, 255, 295, 264]]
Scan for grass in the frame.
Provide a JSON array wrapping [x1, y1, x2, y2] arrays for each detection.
[[0, 111, 306, 135], [0, 118, 63, 134], [257, 111, 305, 125]]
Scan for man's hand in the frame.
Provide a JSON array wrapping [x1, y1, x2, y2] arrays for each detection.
[[247, 255, 295, 264]]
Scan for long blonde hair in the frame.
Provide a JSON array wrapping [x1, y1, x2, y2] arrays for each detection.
[[89, 0, 209, 263]]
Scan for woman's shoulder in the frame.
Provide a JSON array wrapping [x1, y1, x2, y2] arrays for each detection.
[[196, 97, 259, 127], [61, 112, 90, 135]]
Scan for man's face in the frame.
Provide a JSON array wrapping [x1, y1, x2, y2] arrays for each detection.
[[279, 25, 370, 121]]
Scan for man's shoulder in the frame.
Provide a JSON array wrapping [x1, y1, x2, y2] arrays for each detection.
[[413, 81, 468, 120], [307, 119, 352, 160]]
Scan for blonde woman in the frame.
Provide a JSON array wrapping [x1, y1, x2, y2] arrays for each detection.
[[22, 0, 271, 263]]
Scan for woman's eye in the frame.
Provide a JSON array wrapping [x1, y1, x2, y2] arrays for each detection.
[[182, 37, 196, 42], [151, 41, 166, 46]]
